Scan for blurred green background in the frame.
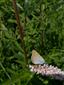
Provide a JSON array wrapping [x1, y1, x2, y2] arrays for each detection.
[[0, 0, 64, 85]]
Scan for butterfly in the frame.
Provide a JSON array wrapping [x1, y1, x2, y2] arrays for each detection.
[[31, 50, 45, 64]]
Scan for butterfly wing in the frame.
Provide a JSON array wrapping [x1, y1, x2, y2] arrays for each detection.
[[31, 50, 45, 64], [32, 56, 45, 64]]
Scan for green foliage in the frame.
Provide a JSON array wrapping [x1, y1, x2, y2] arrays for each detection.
[[0, 0, 64, 85]]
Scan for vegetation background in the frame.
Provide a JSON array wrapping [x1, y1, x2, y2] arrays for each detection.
[[0, 0, 64, 85]]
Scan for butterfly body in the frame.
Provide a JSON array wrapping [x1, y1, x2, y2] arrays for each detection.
[[31, 50, 45, 64]]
